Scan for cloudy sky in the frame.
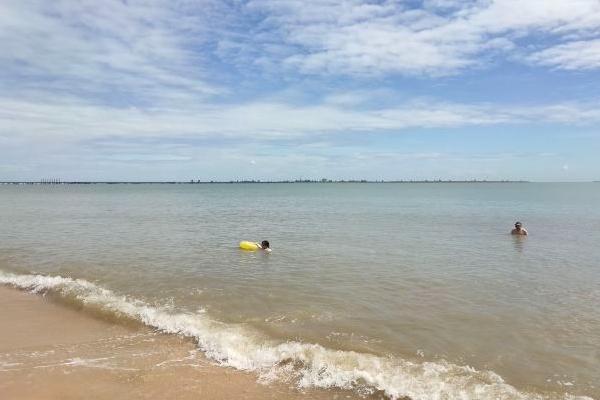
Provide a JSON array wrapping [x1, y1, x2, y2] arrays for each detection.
[[1, 0, 600, 181]]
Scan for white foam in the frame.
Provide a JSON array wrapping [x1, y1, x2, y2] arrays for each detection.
[[0, 271, 593, 400]]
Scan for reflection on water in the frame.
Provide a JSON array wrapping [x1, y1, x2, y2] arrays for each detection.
[[511, 234, 527, 253]]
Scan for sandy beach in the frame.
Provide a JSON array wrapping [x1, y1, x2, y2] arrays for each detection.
[[0, 286, 359, 400]]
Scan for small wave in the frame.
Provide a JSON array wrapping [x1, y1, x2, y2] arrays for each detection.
[[0, 271, 592, 400]]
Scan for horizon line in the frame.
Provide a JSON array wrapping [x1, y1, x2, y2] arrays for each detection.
[[4, 179, 599, 184]]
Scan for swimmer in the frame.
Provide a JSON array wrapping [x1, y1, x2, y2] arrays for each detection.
[[258, 240, 272, 252], [511, 221, 528, 236]]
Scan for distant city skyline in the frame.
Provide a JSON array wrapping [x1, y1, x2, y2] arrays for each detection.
[[1, 0, 600, 182], [2, 179, 535, 184]]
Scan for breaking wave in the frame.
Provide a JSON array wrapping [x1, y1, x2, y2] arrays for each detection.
[[0, 271, 592, 400]]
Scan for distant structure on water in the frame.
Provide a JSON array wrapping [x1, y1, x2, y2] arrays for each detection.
[[0, 179, 532, 185], [40, 178, 63, 184]]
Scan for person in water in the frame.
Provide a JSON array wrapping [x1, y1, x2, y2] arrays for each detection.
[[511, 221, 528, 235], [258, 240, 271, 252]]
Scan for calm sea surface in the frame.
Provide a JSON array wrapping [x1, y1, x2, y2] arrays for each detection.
[[1, 183, 599, 399]]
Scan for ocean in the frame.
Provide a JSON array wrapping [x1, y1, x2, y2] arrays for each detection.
[[1, 183, 599, 399]]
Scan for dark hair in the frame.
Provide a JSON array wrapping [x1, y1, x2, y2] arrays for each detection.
[[515, 221, 522, 227], [261, 240, 270, 248]]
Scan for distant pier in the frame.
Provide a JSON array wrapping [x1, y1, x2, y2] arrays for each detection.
[[40, 178, 63, 184]]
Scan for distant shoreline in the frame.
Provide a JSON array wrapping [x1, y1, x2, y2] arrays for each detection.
[[0, 180, 533, 185]]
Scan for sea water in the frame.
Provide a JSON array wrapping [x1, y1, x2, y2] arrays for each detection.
[[1, 183, 599, 399]]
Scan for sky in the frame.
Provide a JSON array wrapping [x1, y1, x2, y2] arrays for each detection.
[[1, 0, 600, 182]]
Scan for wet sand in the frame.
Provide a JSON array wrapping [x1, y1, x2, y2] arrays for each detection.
[[0, 286, 359, 400]]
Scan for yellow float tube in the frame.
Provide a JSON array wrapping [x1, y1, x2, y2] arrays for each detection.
[[239, 241, 260, 251]]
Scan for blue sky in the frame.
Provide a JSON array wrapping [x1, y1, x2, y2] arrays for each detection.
[[1, 0, 600, 181]]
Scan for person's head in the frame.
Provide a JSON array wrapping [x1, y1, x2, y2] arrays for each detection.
[[515, 221, 522, 229], [261, 240, 270, 249]]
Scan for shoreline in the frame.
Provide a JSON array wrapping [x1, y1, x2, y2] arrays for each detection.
[[1, 270, 595, 400], [0, 285, 355, 400]]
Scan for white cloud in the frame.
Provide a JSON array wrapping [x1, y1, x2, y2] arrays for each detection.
[[1, 1, 599, 181], [528, 39, 600, 70], [0, 0, 224, 103], [1, 0, 600, 114], [245, 0, 600, 76], [1, 0, 599, 145], [3, 0, 600, 103], [2, 95, 600, 143]]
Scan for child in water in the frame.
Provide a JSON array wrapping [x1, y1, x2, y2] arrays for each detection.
[[258, 240, 271, 252]]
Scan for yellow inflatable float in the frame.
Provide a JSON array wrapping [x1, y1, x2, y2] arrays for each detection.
[[239, 241, 260, 251]]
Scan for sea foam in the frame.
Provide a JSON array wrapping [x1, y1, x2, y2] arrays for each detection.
[[0, 271, 592, 400]]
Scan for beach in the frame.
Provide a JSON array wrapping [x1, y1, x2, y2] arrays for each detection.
[[0, 285, 357, 400], [3, 0, 600, 397]]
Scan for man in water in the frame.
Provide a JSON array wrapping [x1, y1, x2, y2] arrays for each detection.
[[511, 222, 528, 235], [258, 240, 272, 252]]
